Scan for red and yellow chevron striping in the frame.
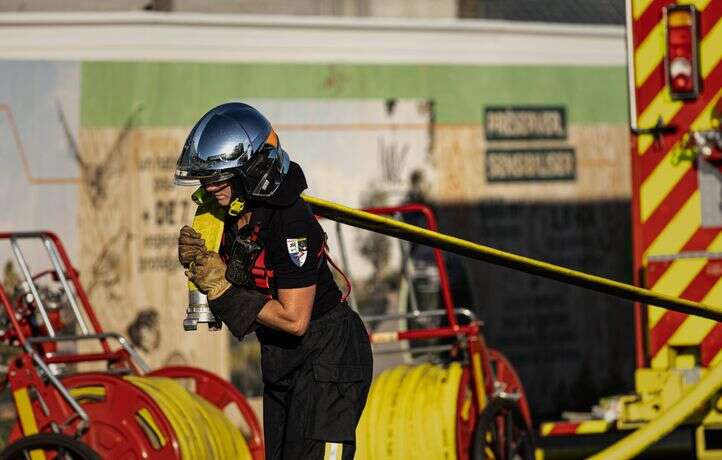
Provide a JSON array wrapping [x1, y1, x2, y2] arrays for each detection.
[[636, 1, 722, 153], [701, 322, 722, 366], [630, 0, 722, 371], [647, 256, 722, 369], [540, 420, 613, 437]]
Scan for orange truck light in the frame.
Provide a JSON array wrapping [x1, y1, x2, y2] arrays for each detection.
[[665, 4, 700, 100]]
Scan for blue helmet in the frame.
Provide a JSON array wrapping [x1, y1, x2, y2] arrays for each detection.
[[174, 102, 290, 198]]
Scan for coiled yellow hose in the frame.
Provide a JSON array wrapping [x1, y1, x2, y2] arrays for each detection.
[[356, 362, 463, 460], [125, 376, 251, 460]]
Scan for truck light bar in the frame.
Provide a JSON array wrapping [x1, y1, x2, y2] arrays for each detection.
[[664, 4, 700, 100]]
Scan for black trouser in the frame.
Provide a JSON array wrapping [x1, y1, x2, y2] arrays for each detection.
[[257, 302, 373, 460]]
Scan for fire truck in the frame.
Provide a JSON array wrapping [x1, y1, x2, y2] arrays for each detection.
[[539, 1, 722, 458]]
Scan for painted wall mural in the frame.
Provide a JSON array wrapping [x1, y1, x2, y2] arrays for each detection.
[[0, 59, 632, 417]]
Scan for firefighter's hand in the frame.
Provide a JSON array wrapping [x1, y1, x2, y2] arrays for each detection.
[[186, 252, 231, 300], [178, 225, 206, 267]]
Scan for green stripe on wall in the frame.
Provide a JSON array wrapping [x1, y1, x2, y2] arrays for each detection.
[[81, 61, 628, 127]]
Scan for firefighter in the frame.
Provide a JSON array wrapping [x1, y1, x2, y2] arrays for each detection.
[[174, 102, 372, 460]]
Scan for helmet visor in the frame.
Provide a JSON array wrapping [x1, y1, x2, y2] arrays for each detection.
[[174, 167, 235, 187]]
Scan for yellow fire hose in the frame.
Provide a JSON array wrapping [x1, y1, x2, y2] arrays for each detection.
[[355, 362, 463, 460], [68, 377, 251, 458], [305, 195, 722, 458], [303, 195, 722, 322], [124, 376, 251, 459], [588, 362, 722, 460], [70, 376, 252, 460]]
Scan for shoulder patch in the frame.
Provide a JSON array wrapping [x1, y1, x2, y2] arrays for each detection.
[[286, 237, 308, 267]]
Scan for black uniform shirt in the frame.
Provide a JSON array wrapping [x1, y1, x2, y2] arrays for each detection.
[[221, 162, 342, 319]]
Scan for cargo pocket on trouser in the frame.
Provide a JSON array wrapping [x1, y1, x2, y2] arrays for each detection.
[[306, 361, 365, 442]]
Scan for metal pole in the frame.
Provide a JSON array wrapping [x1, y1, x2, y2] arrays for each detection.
[[26, 347, 89, 425], [10, 238, 56, 336], [363, 308, 477, 323], [42, 237, 90, 334], [27, 332, 151, 374], [334, 221, 359, 312], [397, 229, 421, 316]]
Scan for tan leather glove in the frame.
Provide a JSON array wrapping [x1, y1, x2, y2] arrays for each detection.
[[186, 251, 231, 300], [178, 225, 206, 267]]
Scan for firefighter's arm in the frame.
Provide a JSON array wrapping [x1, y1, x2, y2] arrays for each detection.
[[256, 285, 316, 336], [188, 252, 269, 340], [189, 252, 315, 337], [207, 286, 269, 340]]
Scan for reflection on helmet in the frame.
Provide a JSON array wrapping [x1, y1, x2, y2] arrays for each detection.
[[174, 102, 290, 199]]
